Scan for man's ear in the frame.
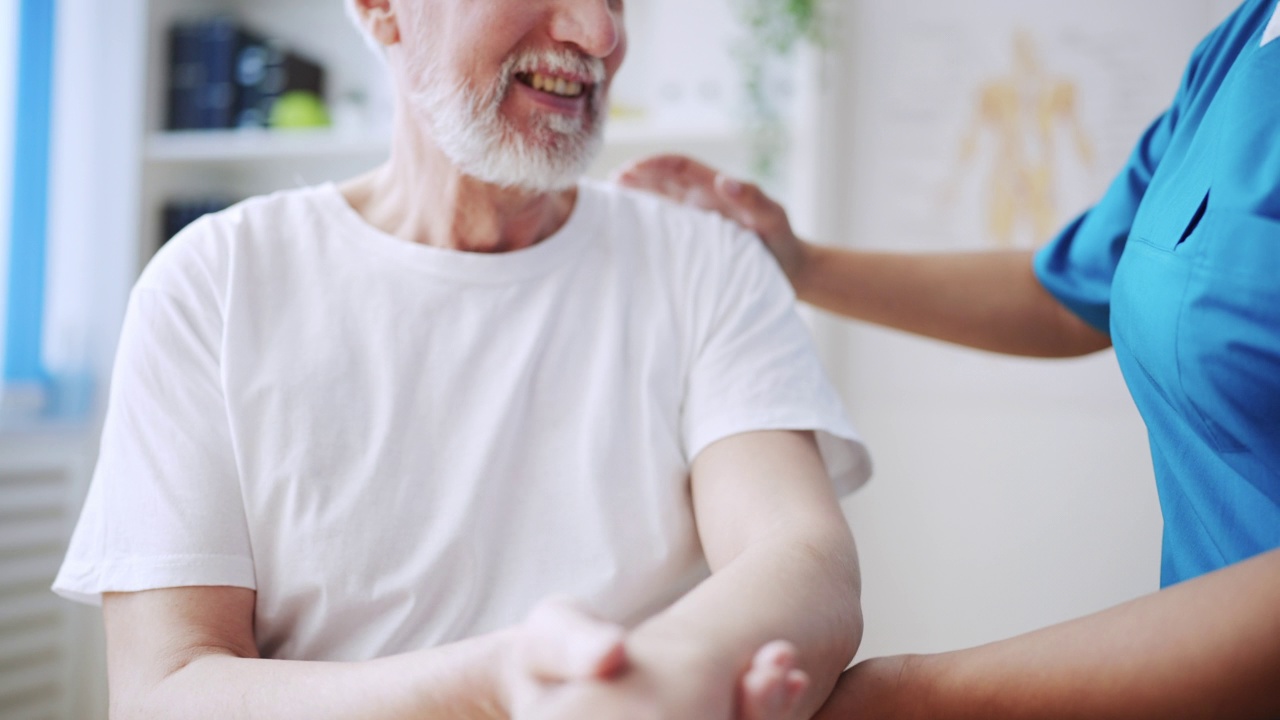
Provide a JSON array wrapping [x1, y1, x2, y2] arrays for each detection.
[[352, 0, 399, 46]]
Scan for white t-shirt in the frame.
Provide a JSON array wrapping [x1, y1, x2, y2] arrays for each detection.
[[54, 180, 870, 662]]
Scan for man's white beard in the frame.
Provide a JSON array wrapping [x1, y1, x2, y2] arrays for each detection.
[[412, 50, 607, 193]]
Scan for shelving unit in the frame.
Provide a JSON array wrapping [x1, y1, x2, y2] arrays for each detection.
[[144, 128, 388, 164]]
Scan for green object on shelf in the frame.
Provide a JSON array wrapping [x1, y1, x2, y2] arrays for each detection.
[[269, 91, 331, 129]]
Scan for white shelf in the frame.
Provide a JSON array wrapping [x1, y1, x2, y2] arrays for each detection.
[[605, 117, 746, 146], [145, 128, 390, 163], [145, 119, 746, 166]]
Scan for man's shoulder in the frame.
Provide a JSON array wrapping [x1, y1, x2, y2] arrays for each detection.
[[575, 178, 793, 309], [580, 178, 738, 227], [577, 179, 753, 260], [168, 184, 332, 248], [136, 184, 335, 303]]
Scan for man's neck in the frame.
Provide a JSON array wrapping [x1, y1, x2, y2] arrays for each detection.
[[339, 115, 577, 254]]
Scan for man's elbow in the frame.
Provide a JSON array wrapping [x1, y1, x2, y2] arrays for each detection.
[[795, 531, 864, 665]]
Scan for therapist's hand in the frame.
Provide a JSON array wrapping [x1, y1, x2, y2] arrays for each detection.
[[614, 155, 812, 291]]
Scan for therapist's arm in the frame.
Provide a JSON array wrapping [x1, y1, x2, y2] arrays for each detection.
[[524, 430, 862, 720], [101, 588, 628, 720], [615, 155, 1111, 359], [817, 547, 1280, 720]]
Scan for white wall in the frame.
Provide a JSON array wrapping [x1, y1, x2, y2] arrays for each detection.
[[825, 0, 1241, 659]]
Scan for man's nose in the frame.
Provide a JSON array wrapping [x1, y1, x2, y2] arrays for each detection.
[[548, 0, 622, 58]]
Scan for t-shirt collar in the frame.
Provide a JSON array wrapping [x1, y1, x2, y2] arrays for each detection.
[[1263, 0, 1280, 47]]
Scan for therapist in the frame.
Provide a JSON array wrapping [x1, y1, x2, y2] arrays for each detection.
[[619, 0, 1280, 717]]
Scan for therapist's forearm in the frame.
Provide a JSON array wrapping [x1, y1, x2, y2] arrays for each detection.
[[795, 246, 1111, 358], [821, 547, 1280, 720]]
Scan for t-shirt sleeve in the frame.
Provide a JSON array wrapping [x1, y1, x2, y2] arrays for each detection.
[[53, 252, 254, 605], [681, 221, 872, 498], [1033, 111, 1173, 333], [1033, 7, 1242, 333]]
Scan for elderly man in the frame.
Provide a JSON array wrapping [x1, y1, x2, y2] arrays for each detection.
[[53, 0, 871, 718]]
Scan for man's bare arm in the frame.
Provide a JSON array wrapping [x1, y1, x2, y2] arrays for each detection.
[[816, 547, 1280, 720], [616, 155, 1111, 358], [656, 429, 860, 715], [103, 586, 626, 720], [519, 430, 859, 720], [625, 430, 862, 717]]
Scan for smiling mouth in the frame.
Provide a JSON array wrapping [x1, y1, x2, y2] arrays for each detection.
[[515, 71, 588, 99]]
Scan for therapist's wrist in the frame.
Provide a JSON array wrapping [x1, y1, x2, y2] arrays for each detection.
[[819, 653, 936, 720], [790, 240, 824, 301]]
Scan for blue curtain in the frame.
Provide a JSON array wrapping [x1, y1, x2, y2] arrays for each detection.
[[4, 0, 55, 385]]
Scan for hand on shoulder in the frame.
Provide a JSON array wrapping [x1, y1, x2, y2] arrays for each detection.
[[614, 154, 813, 291]]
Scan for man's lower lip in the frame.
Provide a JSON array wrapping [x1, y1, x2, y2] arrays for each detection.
[[514, 83, 589, 113]]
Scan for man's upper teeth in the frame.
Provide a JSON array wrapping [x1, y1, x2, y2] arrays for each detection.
[[530, 72, 583, 97]]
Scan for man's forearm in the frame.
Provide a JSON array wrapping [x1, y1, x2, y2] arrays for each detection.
[[631, 525, 862, 718], [107, 600, 510, 720], [825, 548, 1280, 720]]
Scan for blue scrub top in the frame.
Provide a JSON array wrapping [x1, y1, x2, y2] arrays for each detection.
[[1035, 0, 1280, 587]]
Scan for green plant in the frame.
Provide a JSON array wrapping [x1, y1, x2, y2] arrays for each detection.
[[734, 0, 826, 182], [739, 0, 824, 53]]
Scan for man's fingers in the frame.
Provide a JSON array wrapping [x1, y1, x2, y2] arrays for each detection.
[[522, 599, 628, 681], [784, 668, 810, 704], [738, 640, 807, 720], [755, 640, 798, 669], [741, 662, 789, 720]]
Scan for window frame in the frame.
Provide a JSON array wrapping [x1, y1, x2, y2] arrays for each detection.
[[3, 0, 56, 389]]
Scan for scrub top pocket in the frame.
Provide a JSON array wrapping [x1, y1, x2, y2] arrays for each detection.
[[1132, 187, 1213, 253], [1178, 210, 1280, 468]]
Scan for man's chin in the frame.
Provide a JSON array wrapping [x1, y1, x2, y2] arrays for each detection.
[[460, 156, 585, 194], [460, 132, 602, 194]]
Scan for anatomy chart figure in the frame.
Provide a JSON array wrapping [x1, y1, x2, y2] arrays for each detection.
[[953, 30, 1096, 248]]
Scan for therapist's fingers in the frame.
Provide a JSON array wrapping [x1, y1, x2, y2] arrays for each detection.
[[710, 175, 808, 282], [520, 598, 628, 681], [712, 174, 791, 241], [614, 154, 728, 214], [616, 154, 806, 281], [615, 155, 790, 239]]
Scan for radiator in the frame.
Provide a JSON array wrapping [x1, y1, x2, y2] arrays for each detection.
[[0, 431, 93, 720]]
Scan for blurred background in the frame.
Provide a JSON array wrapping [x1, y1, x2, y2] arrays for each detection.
[[0, 0, 1244, 717]]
